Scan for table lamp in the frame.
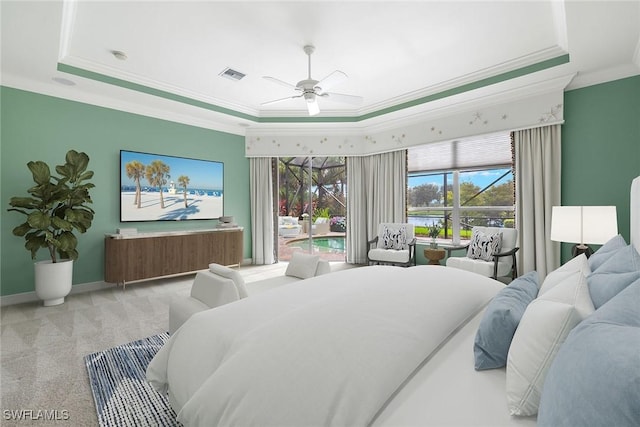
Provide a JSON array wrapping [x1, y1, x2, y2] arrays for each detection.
[[550, 206, 618, 257]]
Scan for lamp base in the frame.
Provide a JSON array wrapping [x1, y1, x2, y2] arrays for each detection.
[[572, 244, 593, 259]]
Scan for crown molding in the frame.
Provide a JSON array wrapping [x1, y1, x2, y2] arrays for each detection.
[[358, 46, 568, 115], [566, 65, 640, 90], [1, 73, 248, 137]]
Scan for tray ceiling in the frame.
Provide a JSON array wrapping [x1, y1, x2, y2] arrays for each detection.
[[2, 1, 639, 135]]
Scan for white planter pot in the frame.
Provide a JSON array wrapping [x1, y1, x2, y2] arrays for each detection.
[[34, 259, 73, 306]]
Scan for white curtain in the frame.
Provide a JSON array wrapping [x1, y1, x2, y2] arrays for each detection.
[[346, 150, 407, 264], [514, 125, 561, 279], [249, 157, 274, 265]]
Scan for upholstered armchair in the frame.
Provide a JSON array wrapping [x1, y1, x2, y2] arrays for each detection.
[[367, 223, 416, 267], [311, 217, 330, 235], [278, 216, 302, 237], [445, 226, 519, 281]]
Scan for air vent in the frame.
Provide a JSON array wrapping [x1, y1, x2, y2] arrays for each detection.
[[219, 68, 246, 81]]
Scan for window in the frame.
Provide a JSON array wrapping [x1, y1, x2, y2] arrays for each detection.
[[407, 132, 514, 244]]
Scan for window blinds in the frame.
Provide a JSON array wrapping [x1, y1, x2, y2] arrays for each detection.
[[407, 131, 512, 173]]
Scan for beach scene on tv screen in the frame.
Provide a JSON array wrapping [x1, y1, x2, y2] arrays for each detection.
[[120, 150, 224, 222]]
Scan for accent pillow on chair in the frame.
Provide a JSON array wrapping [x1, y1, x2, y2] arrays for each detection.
[[467, 230, 503, 261], [381, 225, 408, 250]]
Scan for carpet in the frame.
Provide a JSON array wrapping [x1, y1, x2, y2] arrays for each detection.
[[84, 332, 180, 426]]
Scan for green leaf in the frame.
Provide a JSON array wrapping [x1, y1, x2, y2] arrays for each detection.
[[27, 161, 51, 185], [57, 231, 77, 253], [27, 211, 51, 230], [58, 248, 78, 261], [25, 234, 47, 260], [66, 208, 94, 232], [8, 196, 40, 209], [12, 222, 32, 237], [51, 216, 73, 231], [55, 163, 72, 179], [79, 171, 94, 182]]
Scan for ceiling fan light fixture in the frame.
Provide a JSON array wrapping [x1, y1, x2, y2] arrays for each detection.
[[262, 44, 361, 116], [307, 100, 320, 116]]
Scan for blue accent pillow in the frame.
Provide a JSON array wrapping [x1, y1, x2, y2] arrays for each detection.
[[588, 245, 640, 309], [473, 271, 539, 370], [588, 234, 627, 271], [538, 277, 640, 427]]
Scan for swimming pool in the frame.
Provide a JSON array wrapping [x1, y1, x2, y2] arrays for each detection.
[[286, 236, 345, 253]]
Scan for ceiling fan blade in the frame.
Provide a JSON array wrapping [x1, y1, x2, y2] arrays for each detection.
[[306, 97, 320, 116], [315, 70, 347, 92], [261, 95, 302, 106], [321, 92, 363, 105], [263, 76, 299, 90]]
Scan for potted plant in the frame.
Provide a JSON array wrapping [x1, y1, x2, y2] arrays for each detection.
[[330, 216, 346, 233], [8, 150, 95, 306], [427, 223, 442, 248]]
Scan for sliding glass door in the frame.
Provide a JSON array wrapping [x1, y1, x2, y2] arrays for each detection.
[[276, 156, 346, 262]]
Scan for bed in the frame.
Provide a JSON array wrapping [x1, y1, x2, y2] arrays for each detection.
[[147, 176, 640, 426]]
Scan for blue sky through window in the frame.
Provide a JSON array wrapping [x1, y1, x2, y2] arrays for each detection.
[[409, 168, 512, 190]]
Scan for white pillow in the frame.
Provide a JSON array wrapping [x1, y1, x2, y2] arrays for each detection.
[[208, 263, 249, 298], [506, 271, 594, 416], [539, 254, 590, 295], [506, 300, 582, 416], [541, 269, 595, 318], [285, 252, 320, 279]]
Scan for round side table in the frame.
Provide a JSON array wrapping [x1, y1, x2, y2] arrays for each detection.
[[424, 248, 446, 265]]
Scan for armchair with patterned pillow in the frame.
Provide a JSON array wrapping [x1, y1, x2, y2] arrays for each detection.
[[445, 226, 519, 281], [367, 223, 416, 267]]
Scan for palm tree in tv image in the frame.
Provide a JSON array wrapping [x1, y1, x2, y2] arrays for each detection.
[[178, 175, 190, 208], [145, 160, 170, 209], [125, 160, 146, 208]]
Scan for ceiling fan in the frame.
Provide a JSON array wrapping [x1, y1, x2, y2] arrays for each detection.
[[262, 45, 363, 116]]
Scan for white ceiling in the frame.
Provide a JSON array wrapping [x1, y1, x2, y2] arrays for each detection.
[[2, 1, 639, 135]]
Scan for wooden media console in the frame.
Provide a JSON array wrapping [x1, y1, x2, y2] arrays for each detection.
[[104, 228, 243, 286]]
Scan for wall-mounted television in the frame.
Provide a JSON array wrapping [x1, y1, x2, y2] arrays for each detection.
[[120, 150, 224, 222]]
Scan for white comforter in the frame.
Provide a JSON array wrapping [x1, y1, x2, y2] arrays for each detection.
[[147, 265, 504, 426]]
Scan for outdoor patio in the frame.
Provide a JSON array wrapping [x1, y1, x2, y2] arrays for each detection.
[[278, 231, 346, 262]]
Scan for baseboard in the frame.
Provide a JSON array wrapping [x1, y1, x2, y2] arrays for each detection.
[[0, 280, 112, 307], [3, 260, 252, 306]]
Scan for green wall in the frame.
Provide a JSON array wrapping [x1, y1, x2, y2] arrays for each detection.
[[2, 75, 639, 294], [561, 75, 640, 262], [1, 87, 250, 296]]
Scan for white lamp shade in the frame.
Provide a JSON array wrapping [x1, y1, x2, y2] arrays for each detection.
[[551, 206, 582, 243], [551, 206, 618, 245]]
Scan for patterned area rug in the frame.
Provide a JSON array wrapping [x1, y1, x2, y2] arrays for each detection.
[[84, 333, 180, 426]]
